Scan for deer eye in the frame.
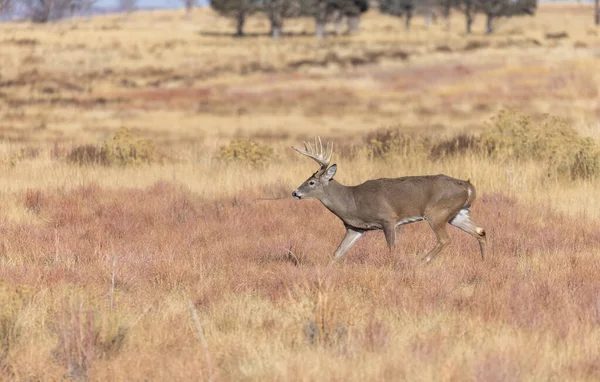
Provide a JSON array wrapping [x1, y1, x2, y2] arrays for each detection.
[[308, 180, 315, 186]]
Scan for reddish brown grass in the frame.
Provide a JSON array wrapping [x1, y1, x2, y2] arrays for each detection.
[[1, 182, 600, 380]]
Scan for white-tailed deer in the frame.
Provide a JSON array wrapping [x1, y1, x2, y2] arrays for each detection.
[[291, 137, 486, 262]]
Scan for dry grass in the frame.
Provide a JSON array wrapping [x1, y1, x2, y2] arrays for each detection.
[[1, 184, 600, 380], [0, 4, 599, 147], [1, 2, 600, 381]]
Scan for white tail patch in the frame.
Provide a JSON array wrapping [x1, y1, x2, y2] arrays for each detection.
[[450, 208, 471, 227], [467, 187, 472, 198]]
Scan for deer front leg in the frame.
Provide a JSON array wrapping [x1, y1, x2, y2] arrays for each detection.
[[333, 226, 365, 260]]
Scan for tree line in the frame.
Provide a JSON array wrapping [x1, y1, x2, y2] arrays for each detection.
[[1, 0, 598, 36], [0, 0, 191, 22], [211, 0, 541, 38]]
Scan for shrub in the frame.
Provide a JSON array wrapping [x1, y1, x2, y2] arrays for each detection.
[[363, 126, 430, 159], [481, 110, 600, 180], [66, 144, 107, 166], [67, 128, 162, 167], [430, 133, 481, 160], [5, 147, 40, 167], [103, 127, 161, 167], [216, 139, 275, 168]]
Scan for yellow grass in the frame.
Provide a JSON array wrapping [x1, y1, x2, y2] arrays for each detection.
[[1, 3, 600, 381]]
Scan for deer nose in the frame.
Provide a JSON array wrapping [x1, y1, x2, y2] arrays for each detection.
[[292, 191, 298, 198]]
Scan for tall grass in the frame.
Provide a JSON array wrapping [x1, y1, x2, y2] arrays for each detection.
[[0, 183, 600, 380]]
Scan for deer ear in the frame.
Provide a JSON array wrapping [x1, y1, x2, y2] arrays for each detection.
[[322, 164, 337, 181]]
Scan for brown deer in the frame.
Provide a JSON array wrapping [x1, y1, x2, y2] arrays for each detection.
[[291, 137, 486, 263]]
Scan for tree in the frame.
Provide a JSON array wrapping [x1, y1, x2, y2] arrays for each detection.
[[307, 0, 368, 38], [475, 0, 537, 34], [439, 0, 460, 30], [183, 0, 195, 18], [330, 0, 368, 34], [120, 0, 136, 19], [379, 0, 414, 31], [0, 0, 13, 16], [454, 0, 475, 34], [70, 0, 97, 18], [20, 0, 75, 22], [595, 0, 599, 26], [379, 0, 443, 31], [262, 0, 301, 39], [211, 0, 257, 36], [15, 0, 96, 22]]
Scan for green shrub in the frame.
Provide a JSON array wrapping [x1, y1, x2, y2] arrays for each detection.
[[216, 139, 275, 167], [481, 110, 600, 180]]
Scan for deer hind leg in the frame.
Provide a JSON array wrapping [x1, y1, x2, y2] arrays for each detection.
[[422, 217, 451, 263], [383, 222, 396, 253], [449, 208, 487, 260]]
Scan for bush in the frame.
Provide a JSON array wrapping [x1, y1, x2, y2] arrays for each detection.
[[430, 133, 481, 160], [103, 127, 161, 167], [363, 126, 430, 159], [481, 110, 600, 180], [67, 144, 107, 166], [361, 110, 600, 181], [216, 139, 275, 168], [4, 147, 41, 167], [67, 128, 162, 167]]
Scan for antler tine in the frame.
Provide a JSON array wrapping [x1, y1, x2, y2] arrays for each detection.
[[318, 136, 323, 157], [292, 136, 334, 170]]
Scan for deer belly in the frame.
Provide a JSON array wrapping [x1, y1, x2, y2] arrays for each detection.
[[343, 218, 382, 230], [396, 217, 425, 226]]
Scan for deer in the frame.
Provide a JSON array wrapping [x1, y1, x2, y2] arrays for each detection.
[[291, 137, 486, 263]]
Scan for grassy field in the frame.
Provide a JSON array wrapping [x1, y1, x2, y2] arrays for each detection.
[[1, 3, 600, 381]]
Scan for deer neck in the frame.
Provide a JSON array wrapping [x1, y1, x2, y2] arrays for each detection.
[[319, 180, 355, 216]]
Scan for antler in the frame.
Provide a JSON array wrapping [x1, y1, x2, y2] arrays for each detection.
[[292, 136, 333, 174]]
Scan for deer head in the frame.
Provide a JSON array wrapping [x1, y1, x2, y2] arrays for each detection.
[[291, 136, 336, 200]]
